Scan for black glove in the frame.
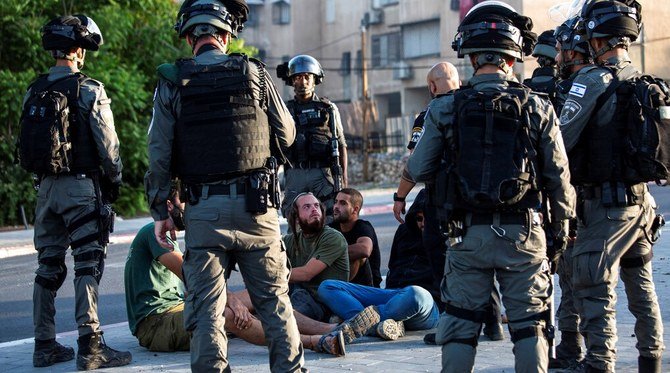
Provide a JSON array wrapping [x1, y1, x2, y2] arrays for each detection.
[[100, 178, 121, 204], [547, 219, 569, 274]]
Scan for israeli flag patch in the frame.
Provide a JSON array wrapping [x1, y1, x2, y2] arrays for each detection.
[[569, 83, 587, 98]]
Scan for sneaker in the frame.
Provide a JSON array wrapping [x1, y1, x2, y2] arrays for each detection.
[[314, 331, 346, 357], [423, 333, 437, 345], [483, 322, 505, 341], [330, 305, 381, 344], [33, 339, 75, 367], [375, 319, 405, 341], [76, 332, 132, 370]]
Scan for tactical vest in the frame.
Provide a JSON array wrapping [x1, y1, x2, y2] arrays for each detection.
[[447, 82, 542, 214], [287, 99, 333, 163], [523, 67, 561, 112], [174, 56, 270, 184], [22, 73, 99, 174]]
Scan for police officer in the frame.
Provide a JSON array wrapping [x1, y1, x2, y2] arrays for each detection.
[[407, 1, 575, 371], [145, 1, 305, 371], [559, 1, 664, 371], [523, 30, 561, 110], [548, 16, 593, 370], [25, 15, 129, 370], [279, 55, 348, 219]]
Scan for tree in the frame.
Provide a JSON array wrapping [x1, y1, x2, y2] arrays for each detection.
[[0, 0, 257, 225]]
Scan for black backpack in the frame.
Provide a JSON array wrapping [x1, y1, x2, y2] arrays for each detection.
[[450, 82, 538, 210], [17, 74, 85, 175]]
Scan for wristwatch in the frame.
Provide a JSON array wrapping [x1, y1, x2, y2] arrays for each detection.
[[393, 192, 406, 202]]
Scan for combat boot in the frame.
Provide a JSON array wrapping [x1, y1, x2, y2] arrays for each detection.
[[330, 305, 381, 344], [76, 332, 132, 370], [549, 331, 584, 368], [638, 356, 662, 373], [482, 322, 505, 341], [33, 338, 75, 367]]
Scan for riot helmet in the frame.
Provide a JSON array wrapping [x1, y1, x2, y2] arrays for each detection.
[[555, 16, 591, 77], [452, 1, 537, 65], [175, 0, 248, 38], [581, 0, 641, 59], [41, 15, 103, 52], [532, 30, 558, 67], [287, 55, 324, 85]]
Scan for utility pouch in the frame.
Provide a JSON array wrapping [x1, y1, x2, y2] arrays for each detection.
[[98, 204, 115, 245], [650, 214, 665, 243], [246, 172, 269, 214]]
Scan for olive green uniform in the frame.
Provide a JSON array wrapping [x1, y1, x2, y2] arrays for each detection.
[[145, 49, 305, 372], [408, 73, 575, 373], [559, 56, 665, 372], [28, 65, 122, 341], [281, 96, 346, 218]]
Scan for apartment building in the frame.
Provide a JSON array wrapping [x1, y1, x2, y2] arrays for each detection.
[[241, 0, 670, 148]]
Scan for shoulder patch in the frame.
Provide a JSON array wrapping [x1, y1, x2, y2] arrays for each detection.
[[156, 63, 179, 84], [569, 83, 587, 98]]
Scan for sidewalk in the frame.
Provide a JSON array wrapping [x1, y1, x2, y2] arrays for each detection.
[[1, 187, 669, 372]]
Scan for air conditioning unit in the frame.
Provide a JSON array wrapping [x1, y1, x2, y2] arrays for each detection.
[[363, 9, 384, 25], [393, 61, 413, 80]]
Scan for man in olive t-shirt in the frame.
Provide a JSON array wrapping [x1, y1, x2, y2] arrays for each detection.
[[284, 193, 349, 321]]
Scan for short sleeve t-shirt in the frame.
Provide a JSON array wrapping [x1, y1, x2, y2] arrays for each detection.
[[283, 226, 349, 296], [329, 219, 382, 287], [124, 222, 183, 335]]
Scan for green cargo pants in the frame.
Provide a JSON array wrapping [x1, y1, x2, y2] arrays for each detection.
[[182, 191, 305, 373], [33, 175, 104, 340], [572, 187, 664, 372], [436, 213, 551, 373], [136, 303, 190, 352]]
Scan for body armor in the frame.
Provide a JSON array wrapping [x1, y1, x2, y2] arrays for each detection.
[[287, 98, 333, 164], [174, 55, 270, 183]]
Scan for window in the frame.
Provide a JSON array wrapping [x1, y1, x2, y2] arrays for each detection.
[[340, 52, 351, 76], [371, 32, 401, 67], [354, 49, 362, 76], [272, 1, 290, 25], [247, 4, 261, 27], [326, 0, 336, 23], [373, 0, 399, 7], [402, 20, 440, 59]]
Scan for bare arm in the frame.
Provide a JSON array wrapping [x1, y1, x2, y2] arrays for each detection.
[[157, 250, 183, 281], [348, 236, 373, 261], [290, 258, 328, 282]]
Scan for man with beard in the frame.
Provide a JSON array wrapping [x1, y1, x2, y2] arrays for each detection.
[[329, 188, 382, 287], [284, 192, 350, 321], [124, 189, 346, 356]]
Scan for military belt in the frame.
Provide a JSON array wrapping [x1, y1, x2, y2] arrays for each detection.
[[192, 182, 247, 197], [288, 160, 329, 169], [467, 212, 527, 226], [582, 182, 647, 206]]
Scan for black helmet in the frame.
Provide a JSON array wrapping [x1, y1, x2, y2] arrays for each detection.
[[532, 30, 558, 60], [175, 0, 248, 38], [41, 15, 103, 52], [452, 0, 537, 61], [286, 55, 324, 85], [581, 0, 641, 41], [555, 17, 590, 56]]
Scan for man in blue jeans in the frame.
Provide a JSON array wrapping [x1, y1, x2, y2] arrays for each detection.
[[318, 279, 439, 343]]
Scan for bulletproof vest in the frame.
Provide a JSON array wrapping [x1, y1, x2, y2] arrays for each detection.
[[448, 82, 541, 213], [287, 98, 333, 163], [174, 56, 270, 183], [523, 66, 561, 112], [571, 65, 670, 185], [19, 73, 98, 175]]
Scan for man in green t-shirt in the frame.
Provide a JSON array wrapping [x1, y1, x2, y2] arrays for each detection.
[[284, 192, 350, 321], [124, 192, 345, 355]]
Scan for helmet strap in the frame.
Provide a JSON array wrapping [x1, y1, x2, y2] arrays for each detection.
[[590, 36, 630, 62], [473, 53, 511, 75]]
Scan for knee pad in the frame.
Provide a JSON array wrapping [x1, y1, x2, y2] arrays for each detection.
[[74, 251, 105, 284], [35, 256, 67, 291], [510, 325, 546, 344], [620, 251, 653, 268], [442, 303, 490, 347]]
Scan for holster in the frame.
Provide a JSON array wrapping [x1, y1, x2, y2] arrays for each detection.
[[246, 170, 269, 214]]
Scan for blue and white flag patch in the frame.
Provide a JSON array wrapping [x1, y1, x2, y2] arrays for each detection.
[[569, 83, 587, 98]]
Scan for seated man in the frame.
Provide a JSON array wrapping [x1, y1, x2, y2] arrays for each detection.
[[318, 279, 439, 343], [329, 188, 382, 287], [284, 192, 350, 321], [123, 191, 345, 356], [386, 189, 439, 302]]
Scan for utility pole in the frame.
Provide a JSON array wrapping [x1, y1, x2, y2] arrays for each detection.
[[360, 23, 370, 182]]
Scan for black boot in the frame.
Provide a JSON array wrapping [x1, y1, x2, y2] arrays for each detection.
[[76, 332, 132, 370], [639, 356, 662, 373], [482, 322, 504, 341], [549, 331, 584, 368], [33, 338, 75, 367]]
